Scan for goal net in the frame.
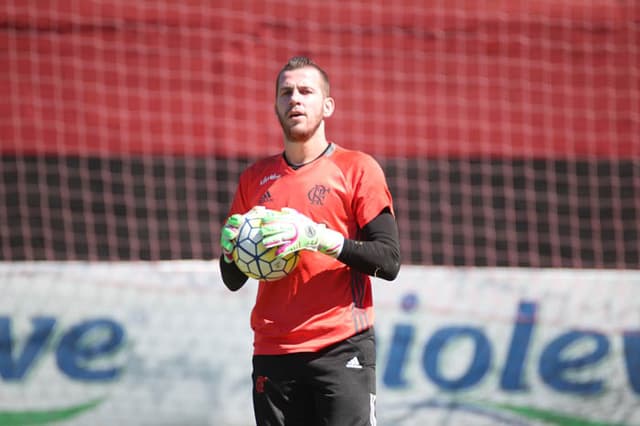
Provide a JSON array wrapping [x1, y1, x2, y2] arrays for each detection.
[[1, 1, 638, 266]]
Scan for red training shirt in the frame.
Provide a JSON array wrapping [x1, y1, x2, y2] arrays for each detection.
[[227, 144, 394, 355]]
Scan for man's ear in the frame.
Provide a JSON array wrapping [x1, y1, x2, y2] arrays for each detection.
[[323, 97, 335, 118]]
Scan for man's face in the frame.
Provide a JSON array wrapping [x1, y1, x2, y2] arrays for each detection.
[[275, 67, 333, 142]]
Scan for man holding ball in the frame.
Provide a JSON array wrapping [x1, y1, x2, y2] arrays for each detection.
[[219, 56, 401, 426]]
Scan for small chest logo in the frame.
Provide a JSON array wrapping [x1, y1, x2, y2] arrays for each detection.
[[308, 185, 330, 205], [259, 190, 273, 204]]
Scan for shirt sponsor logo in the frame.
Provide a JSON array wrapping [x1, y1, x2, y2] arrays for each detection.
[[259, 173, 281, 186]]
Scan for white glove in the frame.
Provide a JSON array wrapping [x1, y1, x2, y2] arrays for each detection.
[[220, 206, 272, 263], [260, 208, 344, 258], [220, 213, 243, 263]]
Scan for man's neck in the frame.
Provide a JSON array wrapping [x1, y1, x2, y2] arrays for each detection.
[[284, 138, 330, 166]]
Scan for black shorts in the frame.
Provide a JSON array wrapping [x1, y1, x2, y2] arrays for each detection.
[[252, 327, 377, 426]]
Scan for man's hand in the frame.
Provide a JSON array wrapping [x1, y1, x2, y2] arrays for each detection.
[[220, 214, 244, 263], [261, 208, 344, 258], [220, 206, 277, 263]]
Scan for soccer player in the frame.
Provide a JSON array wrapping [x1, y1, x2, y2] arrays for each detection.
[[219, 56, 401, 426]]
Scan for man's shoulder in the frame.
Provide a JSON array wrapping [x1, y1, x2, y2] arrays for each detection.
[[329, 144, 382, 173], [241, 153, 283, 178]]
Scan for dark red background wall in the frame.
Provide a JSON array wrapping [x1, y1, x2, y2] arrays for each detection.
[[1, 1, 639, 266], [2, 0, 638, 158]]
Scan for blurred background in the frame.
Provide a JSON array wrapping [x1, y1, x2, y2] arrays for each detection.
[[2, 0, 638, 267], [1, 1, 639, 425]]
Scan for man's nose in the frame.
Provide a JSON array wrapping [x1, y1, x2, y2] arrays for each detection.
[[289, 89, 302, 104]]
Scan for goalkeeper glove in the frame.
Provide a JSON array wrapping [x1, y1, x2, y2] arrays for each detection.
[[260, 207, 345, 258], [220, 206, 274, 263], [220, 213, 244, 263]]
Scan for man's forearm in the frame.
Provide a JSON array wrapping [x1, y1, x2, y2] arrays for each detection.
[[219, 256, 249, 291], [337, 212, 401, 281]]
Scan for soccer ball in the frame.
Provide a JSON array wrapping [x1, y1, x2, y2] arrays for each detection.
[[232, 212, 299, 281]]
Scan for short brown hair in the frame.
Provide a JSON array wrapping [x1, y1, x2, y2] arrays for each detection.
[[276, 56, 331, 96]]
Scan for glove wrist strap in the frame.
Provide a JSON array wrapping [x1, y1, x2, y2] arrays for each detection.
[[317, 225, 345, 258]]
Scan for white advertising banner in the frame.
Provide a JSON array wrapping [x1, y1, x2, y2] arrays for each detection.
[[0, 262, 638, 426]]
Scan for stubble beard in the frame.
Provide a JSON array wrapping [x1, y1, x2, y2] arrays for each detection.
[[277, 112, 323, 143]]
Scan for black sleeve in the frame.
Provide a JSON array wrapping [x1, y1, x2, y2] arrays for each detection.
[[337, 209, 401, 281], [219, 255, 249, 291]]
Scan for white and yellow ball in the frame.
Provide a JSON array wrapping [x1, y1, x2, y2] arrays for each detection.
[[233, 210, 299, 281]]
